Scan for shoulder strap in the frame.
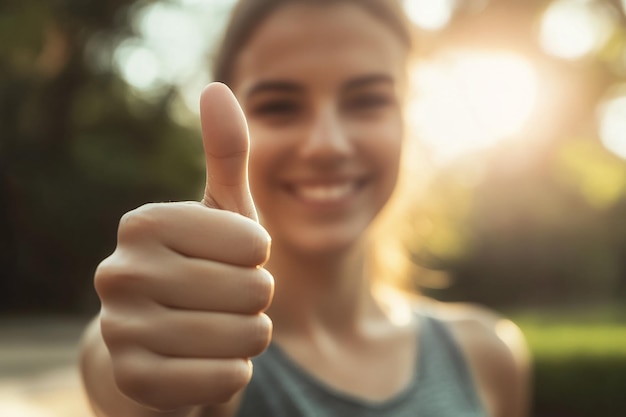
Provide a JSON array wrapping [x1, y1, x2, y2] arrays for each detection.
[[415, 309, 487, 415]]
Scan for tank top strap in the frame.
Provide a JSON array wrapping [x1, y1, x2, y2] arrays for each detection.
[[412, 306, 487, 415]]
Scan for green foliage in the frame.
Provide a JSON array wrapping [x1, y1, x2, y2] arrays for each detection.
[[0, 0, 204, 314], [514, 308, 626, 417], [418, 136, 626, 308]]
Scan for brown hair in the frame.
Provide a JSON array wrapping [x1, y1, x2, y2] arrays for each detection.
[[212, 0, 415, 87]]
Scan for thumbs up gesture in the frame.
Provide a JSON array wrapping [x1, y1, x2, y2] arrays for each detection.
[[200, 83, 258, 221], [94, 83, 273, 411]]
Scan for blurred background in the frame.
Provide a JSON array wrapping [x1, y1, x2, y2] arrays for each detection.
[[0, 0, 625, 416]]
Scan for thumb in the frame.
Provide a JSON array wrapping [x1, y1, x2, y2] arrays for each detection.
[[199, 82, 257, 222]]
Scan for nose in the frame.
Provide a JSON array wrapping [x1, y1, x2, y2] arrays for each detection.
[[298, 104, 352, 163]]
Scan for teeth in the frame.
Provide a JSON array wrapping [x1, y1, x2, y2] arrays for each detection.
[[296, 183, 355, 202]]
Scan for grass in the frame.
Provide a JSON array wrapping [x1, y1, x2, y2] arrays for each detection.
[[511, 304, 626, 357], [507, 304, 626, 417]]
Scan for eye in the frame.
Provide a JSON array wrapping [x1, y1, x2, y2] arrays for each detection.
[[251, 100, 300, 117], [345, 93, 394, 113]]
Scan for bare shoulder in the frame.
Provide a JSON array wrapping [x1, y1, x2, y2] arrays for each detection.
[[417, 298, 532, 417]]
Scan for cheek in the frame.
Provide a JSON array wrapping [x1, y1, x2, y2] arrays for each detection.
[[362, 119, 404, 173], [247, 140, 269, 199], [247, 129, 288, 201]]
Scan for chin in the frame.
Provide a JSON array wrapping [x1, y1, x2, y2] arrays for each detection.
[[281, 223, 369, 259]]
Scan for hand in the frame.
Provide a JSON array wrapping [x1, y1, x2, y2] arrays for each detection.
[[94, 83, 273, 411]]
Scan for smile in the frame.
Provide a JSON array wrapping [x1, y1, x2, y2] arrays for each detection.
[[289, 180, 364, 204]]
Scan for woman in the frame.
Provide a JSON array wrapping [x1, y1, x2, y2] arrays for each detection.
[[80, 0, 531, 416]]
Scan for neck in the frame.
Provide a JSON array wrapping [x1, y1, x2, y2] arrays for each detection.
[[265, 239, 381, 338]]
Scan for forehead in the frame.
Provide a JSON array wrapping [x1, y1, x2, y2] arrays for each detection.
[[232, 3, 407, 94]]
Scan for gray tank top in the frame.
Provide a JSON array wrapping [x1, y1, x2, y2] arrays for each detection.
[[236, 310, 487, 416]]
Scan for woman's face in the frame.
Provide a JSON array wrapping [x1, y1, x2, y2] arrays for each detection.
[[232, 2, 407, 256]]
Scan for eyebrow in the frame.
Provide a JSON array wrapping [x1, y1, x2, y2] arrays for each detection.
[[245, 81, 303, 100], [244, 74, 394, 100], [342, 74, 394, 92]]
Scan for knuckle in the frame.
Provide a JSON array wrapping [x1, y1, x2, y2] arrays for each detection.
[[113, 356, 155, 406], [140, 384, 180, 412], [118, 204, 162, 242], [246, 223, 271, 266], [114, 356, 178, 411], [211, 360, 252, 403], [94, 259, 145, 300], [94, 259, 121, 298], [247, 313, 273, 355], [98, 312, 119, 345], [99, 312, 143, 352], [245, 268, 274, 312]]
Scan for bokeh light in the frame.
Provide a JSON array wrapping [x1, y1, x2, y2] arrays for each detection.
[[113, 0, 232, 96], [113, 40, 161, 91], [403, 0, 456, 31], [599, 90, 626, 160], [0, 401, 53, 417], [539, 0, 615, 60], [409, 51, 538, 163]]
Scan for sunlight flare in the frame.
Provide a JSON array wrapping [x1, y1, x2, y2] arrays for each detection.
[[599, 91, 626, 160], [409, 51, 538, 162], [403, 0, 456, 31], [539, 0, 615, 60]]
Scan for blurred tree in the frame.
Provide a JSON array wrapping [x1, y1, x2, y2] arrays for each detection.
[[0, 0, 204, 314], [404, 0, 626, 308]]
